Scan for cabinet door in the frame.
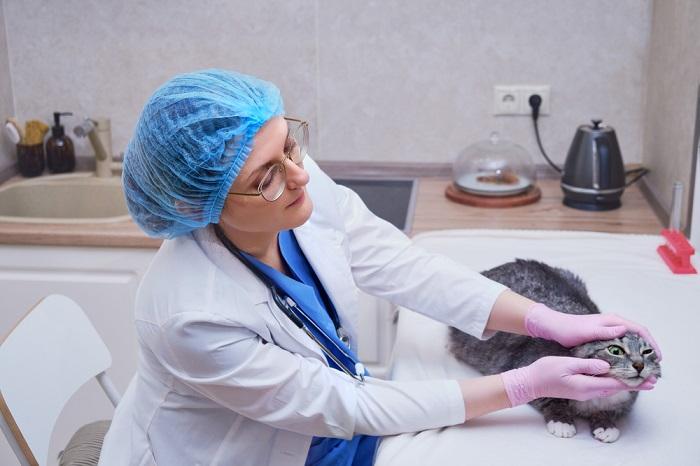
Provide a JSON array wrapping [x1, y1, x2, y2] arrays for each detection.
[[0, 245, 155, 466]]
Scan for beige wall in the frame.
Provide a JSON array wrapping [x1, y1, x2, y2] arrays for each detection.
[[1, 0, 652, 170], [642, 0, 700, 231], [317, 0, 652, 167], [0, 0, 14, 171]]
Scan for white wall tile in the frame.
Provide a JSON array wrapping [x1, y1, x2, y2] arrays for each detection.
[[3, 0, 317, 158], [2, 0, 653, 169], [317, 0, 652, 165]]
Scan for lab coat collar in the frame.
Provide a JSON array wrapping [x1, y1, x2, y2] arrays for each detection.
[[294, 221, 360, 349], [193, 219, 360, 351], [192, 225, 269, 305], [192, 224, 331, 362]]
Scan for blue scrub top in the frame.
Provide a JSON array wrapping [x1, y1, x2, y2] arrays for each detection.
[[241, 230, 379, 466]]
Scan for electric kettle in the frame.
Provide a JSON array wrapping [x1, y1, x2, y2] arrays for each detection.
[[561, 119, 645, 211]]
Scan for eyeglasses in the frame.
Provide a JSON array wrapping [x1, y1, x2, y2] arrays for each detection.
[[228, 117, 309, 202]]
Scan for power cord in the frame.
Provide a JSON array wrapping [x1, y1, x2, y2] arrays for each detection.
[[622, 166, 650, 188], [528, 94, 562, 174], [527, 94, 649, 186]]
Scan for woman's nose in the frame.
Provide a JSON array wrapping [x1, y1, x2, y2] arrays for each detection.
[[285, 159, 309, 188]]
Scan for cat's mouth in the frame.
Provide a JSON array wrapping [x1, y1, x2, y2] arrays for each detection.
[[604, 370, 649, 387], [620, 376, 646, 387]]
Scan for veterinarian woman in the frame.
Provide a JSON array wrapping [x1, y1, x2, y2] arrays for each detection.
[[98, 69, 659, 466]]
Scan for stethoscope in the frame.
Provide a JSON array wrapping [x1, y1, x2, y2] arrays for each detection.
[[214, 225, 366, 384]]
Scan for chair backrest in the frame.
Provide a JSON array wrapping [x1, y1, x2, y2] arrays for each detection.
[[0, 295, 114, 466]]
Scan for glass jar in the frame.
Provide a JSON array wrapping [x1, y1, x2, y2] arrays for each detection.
[[16, 143, 45, 177], [452, 132, 536, 196]]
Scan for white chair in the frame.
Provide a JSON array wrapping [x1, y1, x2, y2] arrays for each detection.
[[0, 294, 120, 466]]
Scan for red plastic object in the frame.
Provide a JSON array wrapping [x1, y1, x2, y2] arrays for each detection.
[[657, 229, 697, 274]]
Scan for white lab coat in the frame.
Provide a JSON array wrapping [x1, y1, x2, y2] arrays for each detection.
[[98, 157, 508, 466]]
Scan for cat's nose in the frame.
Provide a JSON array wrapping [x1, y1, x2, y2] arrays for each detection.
[[633, 362, 645, 373]]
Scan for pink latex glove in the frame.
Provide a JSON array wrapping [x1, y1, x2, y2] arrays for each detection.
[[501, 356, 657, 406], [524, 303, 663, 361]]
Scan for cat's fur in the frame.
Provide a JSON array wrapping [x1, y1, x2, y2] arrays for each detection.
[[448, 259, 661, 443]]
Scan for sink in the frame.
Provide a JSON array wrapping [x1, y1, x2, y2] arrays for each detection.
[[0, 173, 130, 223], [332, 177, 417, 233], [0, 171, 416, 227]]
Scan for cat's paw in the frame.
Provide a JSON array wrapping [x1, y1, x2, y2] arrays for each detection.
[[592, 426, 620, 443], [546, 420, 576, 438]]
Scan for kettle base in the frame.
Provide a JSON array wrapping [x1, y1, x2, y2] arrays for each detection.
[[563, 197, 621, 211]]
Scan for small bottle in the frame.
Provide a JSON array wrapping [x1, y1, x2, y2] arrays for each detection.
[[669, 181, 684, 231], [45, 111, 75, 173]]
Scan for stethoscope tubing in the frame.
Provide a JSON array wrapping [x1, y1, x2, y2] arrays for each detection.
[[214, 225, 366, 384]]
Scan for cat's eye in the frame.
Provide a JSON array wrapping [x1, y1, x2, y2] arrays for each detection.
[[607, 345, 625, 356], [641, 348, 654, 356]]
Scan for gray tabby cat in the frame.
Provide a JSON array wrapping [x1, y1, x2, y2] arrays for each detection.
[[448, 259, 661, 443]]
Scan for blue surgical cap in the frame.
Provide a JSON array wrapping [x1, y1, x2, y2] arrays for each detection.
[[122, 69, 284, 238]]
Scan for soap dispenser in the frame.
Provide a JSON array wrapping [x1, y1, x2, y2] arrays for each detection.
[[45, 111, 76, 173]]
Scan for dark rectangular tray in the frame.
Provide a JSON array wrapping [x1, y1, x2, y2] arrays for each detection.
[[332, 178, 417, 233]]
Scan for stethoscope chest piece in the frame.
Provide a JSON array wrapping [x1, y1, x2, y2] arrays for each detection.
[[337, 327, 351, 346]]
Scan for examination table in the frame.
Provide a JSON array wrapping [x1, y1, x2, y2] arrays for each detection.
[[374, 229, 699, 466]]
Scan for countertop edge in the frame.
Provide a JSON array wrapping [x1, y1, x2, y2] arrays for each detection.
[[0, 163, 660, 248]]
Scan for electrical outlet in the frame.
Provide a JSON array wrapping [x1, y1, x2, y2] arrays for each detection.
[[493, 85, 550, 116], [519, 85, 550, 115], [493, 85, 520, 115]]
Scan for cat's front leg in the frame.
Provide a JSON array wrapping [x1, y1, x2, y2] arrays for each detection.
[[530, 398, 577, 438], [588, 411, 621, 443]]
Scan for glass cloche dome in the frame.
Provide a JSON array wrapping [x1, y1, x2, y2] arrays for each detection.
[[452, 132, 536, 197]]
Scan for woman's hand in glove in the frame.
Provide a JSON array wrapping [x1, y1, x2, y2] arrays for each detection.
[[524, 303, 662, 361], [500, 356, 657, 407]]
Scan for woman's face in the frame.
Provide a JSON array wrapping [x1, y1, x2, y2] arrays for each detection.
[[218, 116, 313, 233]]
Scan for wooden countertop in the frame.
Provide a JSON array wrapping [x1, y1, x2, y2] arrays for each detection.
[[0, 176, 663, 248], [0, 218, 160, 248], [410, 177, 663, 236]]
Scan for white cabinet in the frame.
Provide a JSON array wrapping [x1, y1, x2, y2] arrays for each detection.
[[0, 245, 155, 466]]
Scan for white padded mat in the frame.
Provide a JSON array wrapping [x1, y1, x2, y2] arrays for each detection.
[[375, 229, 700, 466]]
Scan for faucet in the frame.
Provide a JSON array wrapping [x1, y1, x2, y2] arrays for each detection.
[[73, 117, 113, 178]]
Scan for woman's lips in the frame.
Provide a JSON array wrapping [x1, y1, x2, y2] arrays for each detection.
[[287, 190, 305, 208]]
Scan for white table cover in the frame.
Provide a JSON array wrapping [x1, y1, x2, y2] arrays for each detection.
[[375, 229, 699, 466]]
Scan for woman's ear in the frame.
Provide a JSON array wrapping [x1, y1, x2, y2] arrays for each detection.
[[174, 199, 188, 215], [173, 199, 204, 220]]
